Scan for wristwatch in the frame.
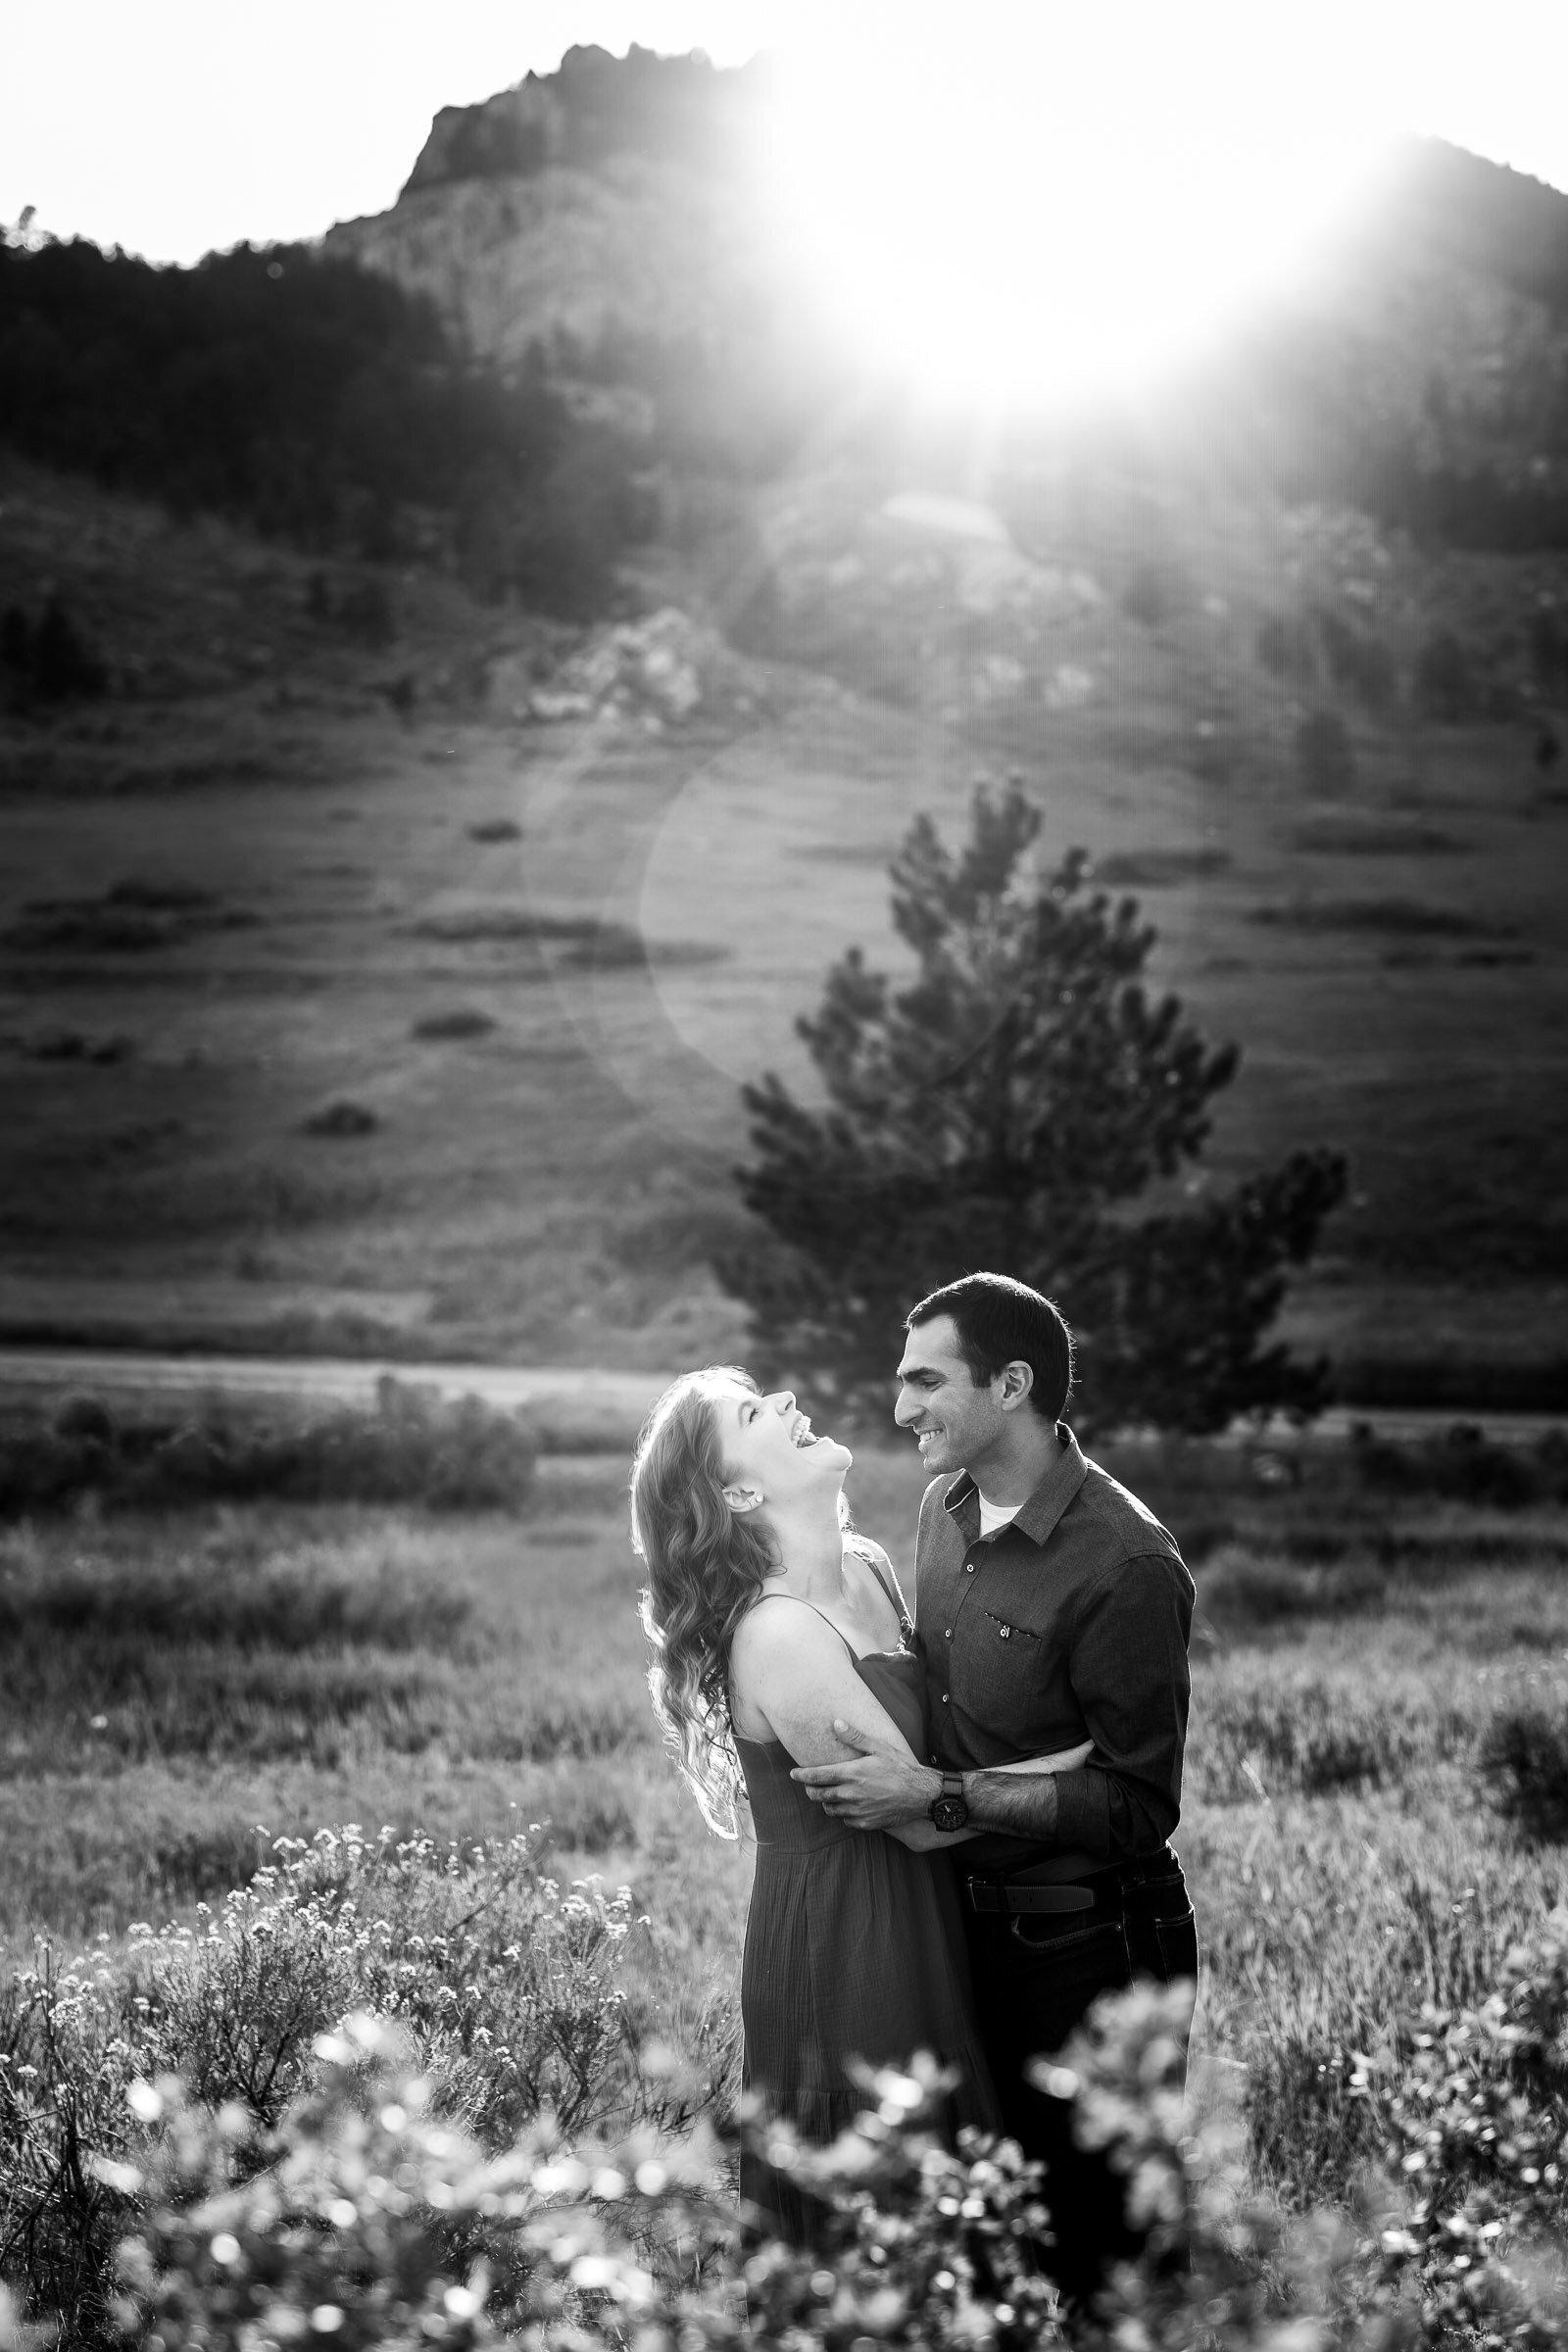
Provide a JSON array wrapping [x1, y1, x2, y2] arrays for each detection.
[[930, 1771, 968, 1833]]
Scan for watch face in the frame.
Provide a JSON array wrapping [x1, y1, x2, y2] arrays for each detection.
[[931, 1794, 968, 1833]]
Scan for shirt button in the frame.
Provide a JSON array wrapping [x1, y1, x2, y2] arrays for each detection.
[[944, 1628, 953, 1641], [966, 1562, 976, 1574], [941, 1691, 950, 1703]]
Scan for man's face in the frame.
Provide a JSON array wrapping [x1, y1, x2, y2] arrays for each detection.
[[893, 1313, 1005, 1476]]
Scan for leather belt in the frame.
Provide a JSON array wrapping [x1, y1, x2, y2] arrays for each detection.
[[967, 1880, 1096, 1916], [964, 1844, 1177, 1920]]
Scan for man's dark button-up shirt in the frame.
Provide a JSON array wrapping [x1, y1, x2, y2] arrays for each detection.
[[913, 1424, 1195, 1868]]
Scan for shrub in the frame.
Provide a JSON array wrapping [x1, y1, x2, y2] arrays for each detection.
[[1249, 895, 1499, 937], [1352, 1424, 1566, 1510], [1255, 610, 1316, 681], [1314, 607, 1396, 710], [1092, 847, 1232, 887], [2, 595, 109, 702], [1295, 708, 1357, 793], [24, 1918, 1568, 2349], [1479, 1706, 1568, 1842], [301, 1100, 379, 1138], [87, 1978, 1475, 2352], [1367, 1906, 1568, 2333], [0, 1828, 652, 2344], [94, 2000, 1181, 2352], [0, 1379, 538, 1516], [1120, 564, 1190, 626], [411, 1008, 498, 1040], [1290, 816, 1466, 855], [1416, 625, 1477, 721]]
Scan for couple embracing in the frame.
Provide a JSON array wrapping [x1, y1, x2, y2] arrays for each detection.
[[631, 1272, 1198, 2304]]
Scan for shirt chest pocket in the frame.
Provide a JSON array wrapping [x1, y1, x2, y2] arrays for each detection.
[[953, 1606, 1048, 1738]]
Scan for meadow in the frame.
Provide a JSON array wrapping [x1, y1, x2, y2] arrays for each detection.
[[6, 1416, 1568, 2344], [5, 1426, 1568, 2094]]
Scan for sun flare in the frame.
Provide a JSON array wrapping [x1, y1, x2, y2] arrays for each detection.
[[749, 19, 1387, 414]]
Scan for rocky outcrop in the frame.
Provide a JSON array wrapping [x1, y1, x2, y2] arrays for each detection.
[[486, 607, 760, 729], [402, 43, 770, 196], [325, 157, 764, 361], [323, 44, 788, 364]]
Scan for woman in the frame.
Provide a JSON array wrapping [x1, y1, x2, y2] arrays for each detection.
[[631, 1364, 1083, 2237]]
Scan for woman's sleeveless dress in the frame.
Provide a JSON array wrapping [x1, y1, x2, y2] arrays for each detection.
[[733, 1561, 999, 2235]]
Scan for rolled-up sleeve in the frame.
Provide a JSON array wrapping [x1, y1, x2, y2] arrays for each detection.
[[1051, 1551, 1193, 1860]]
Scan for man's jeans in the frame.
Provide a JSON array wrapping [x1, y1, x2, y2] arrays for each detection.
[[961, 1848, 1199, 2308]]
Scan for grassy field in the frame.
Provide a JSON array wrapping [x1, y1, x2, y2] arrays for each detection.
[[5, 1429, 1567, 2197], [2, 455, 1566, 1396]]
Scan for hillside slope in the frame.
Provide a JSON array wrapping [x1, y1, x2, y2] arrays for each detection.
[[3, 51, 1567, 1403], [1, 447, 1565, 1400]]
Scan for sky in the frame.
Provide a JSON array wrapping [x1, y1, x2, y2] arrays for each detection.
[[7, 1, 1568, 272]]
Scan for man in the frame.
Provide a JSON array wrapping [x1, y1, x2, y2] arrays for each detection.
[[793, 1271, 1198, 2305]]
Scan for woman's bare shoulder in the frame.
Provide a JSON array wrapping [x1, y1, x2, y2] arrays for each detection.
[[730, 1591, 833, 1667]]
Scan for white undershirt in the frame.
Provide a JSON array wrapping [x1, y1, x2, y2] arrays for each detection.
[[976, 1493, 1022, 1536]]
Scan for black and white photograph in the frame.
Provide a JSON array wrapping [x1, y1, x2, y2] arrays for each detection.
[[3, 2, 1567, 2340]]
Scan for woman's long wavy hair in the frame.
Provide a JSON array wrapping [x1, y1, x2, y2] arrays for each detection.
[[631, 1366, 783, 1838]]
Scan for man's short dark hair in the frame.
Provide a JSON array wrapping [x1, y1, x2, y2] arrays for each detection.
[[906, 1273, 1074, 1420]]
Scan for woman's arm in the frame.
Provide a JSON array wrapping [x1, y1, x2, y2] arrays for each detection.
[[793, 1731, 1096, 1838], [730, 1600, 975, 1849]]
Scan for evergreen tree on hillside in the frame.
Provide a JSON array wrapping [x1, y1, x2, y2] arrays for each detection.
[[723, 780, 1346, 1433], [0, 238, 638, 616]]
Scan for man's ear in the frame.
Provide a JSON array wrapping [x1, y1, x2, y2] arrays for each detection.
[[723, 1483, 764, 1514], [997, 1360, 1036, 1413]]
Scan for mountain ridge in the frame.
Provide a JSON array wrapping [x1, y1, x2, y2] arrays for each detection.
[[323, 49, 1568, 542], [400, 41, 773, 197]]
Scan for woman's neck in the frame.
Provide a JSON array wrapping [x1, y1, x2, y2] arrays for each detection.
[[761, 1492, 848, 1598]]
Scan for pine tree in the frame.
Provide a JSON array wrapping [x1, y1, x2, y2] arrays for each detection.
[[723, 778, 1347, 1434]]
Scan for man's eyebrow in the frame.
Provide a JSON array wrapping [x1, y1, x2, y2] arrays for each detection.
[[897, 1365, 941, 1384]]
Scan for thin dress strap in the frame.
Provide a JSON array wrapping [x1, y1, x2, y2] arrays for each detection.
[[845, 1539, 914, 1643]]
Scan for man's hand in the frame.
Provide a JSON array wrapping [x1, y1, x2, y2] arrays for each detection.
[[791, 1720, 940, 1831]]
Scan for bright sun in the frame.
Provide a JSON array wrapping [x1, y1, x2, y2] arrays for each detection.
[[748, 15, 1388, 414]]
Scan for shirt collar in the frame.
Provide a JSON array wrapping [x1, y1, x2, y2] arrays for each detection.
[[942, 1423, 1088, 1546]]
